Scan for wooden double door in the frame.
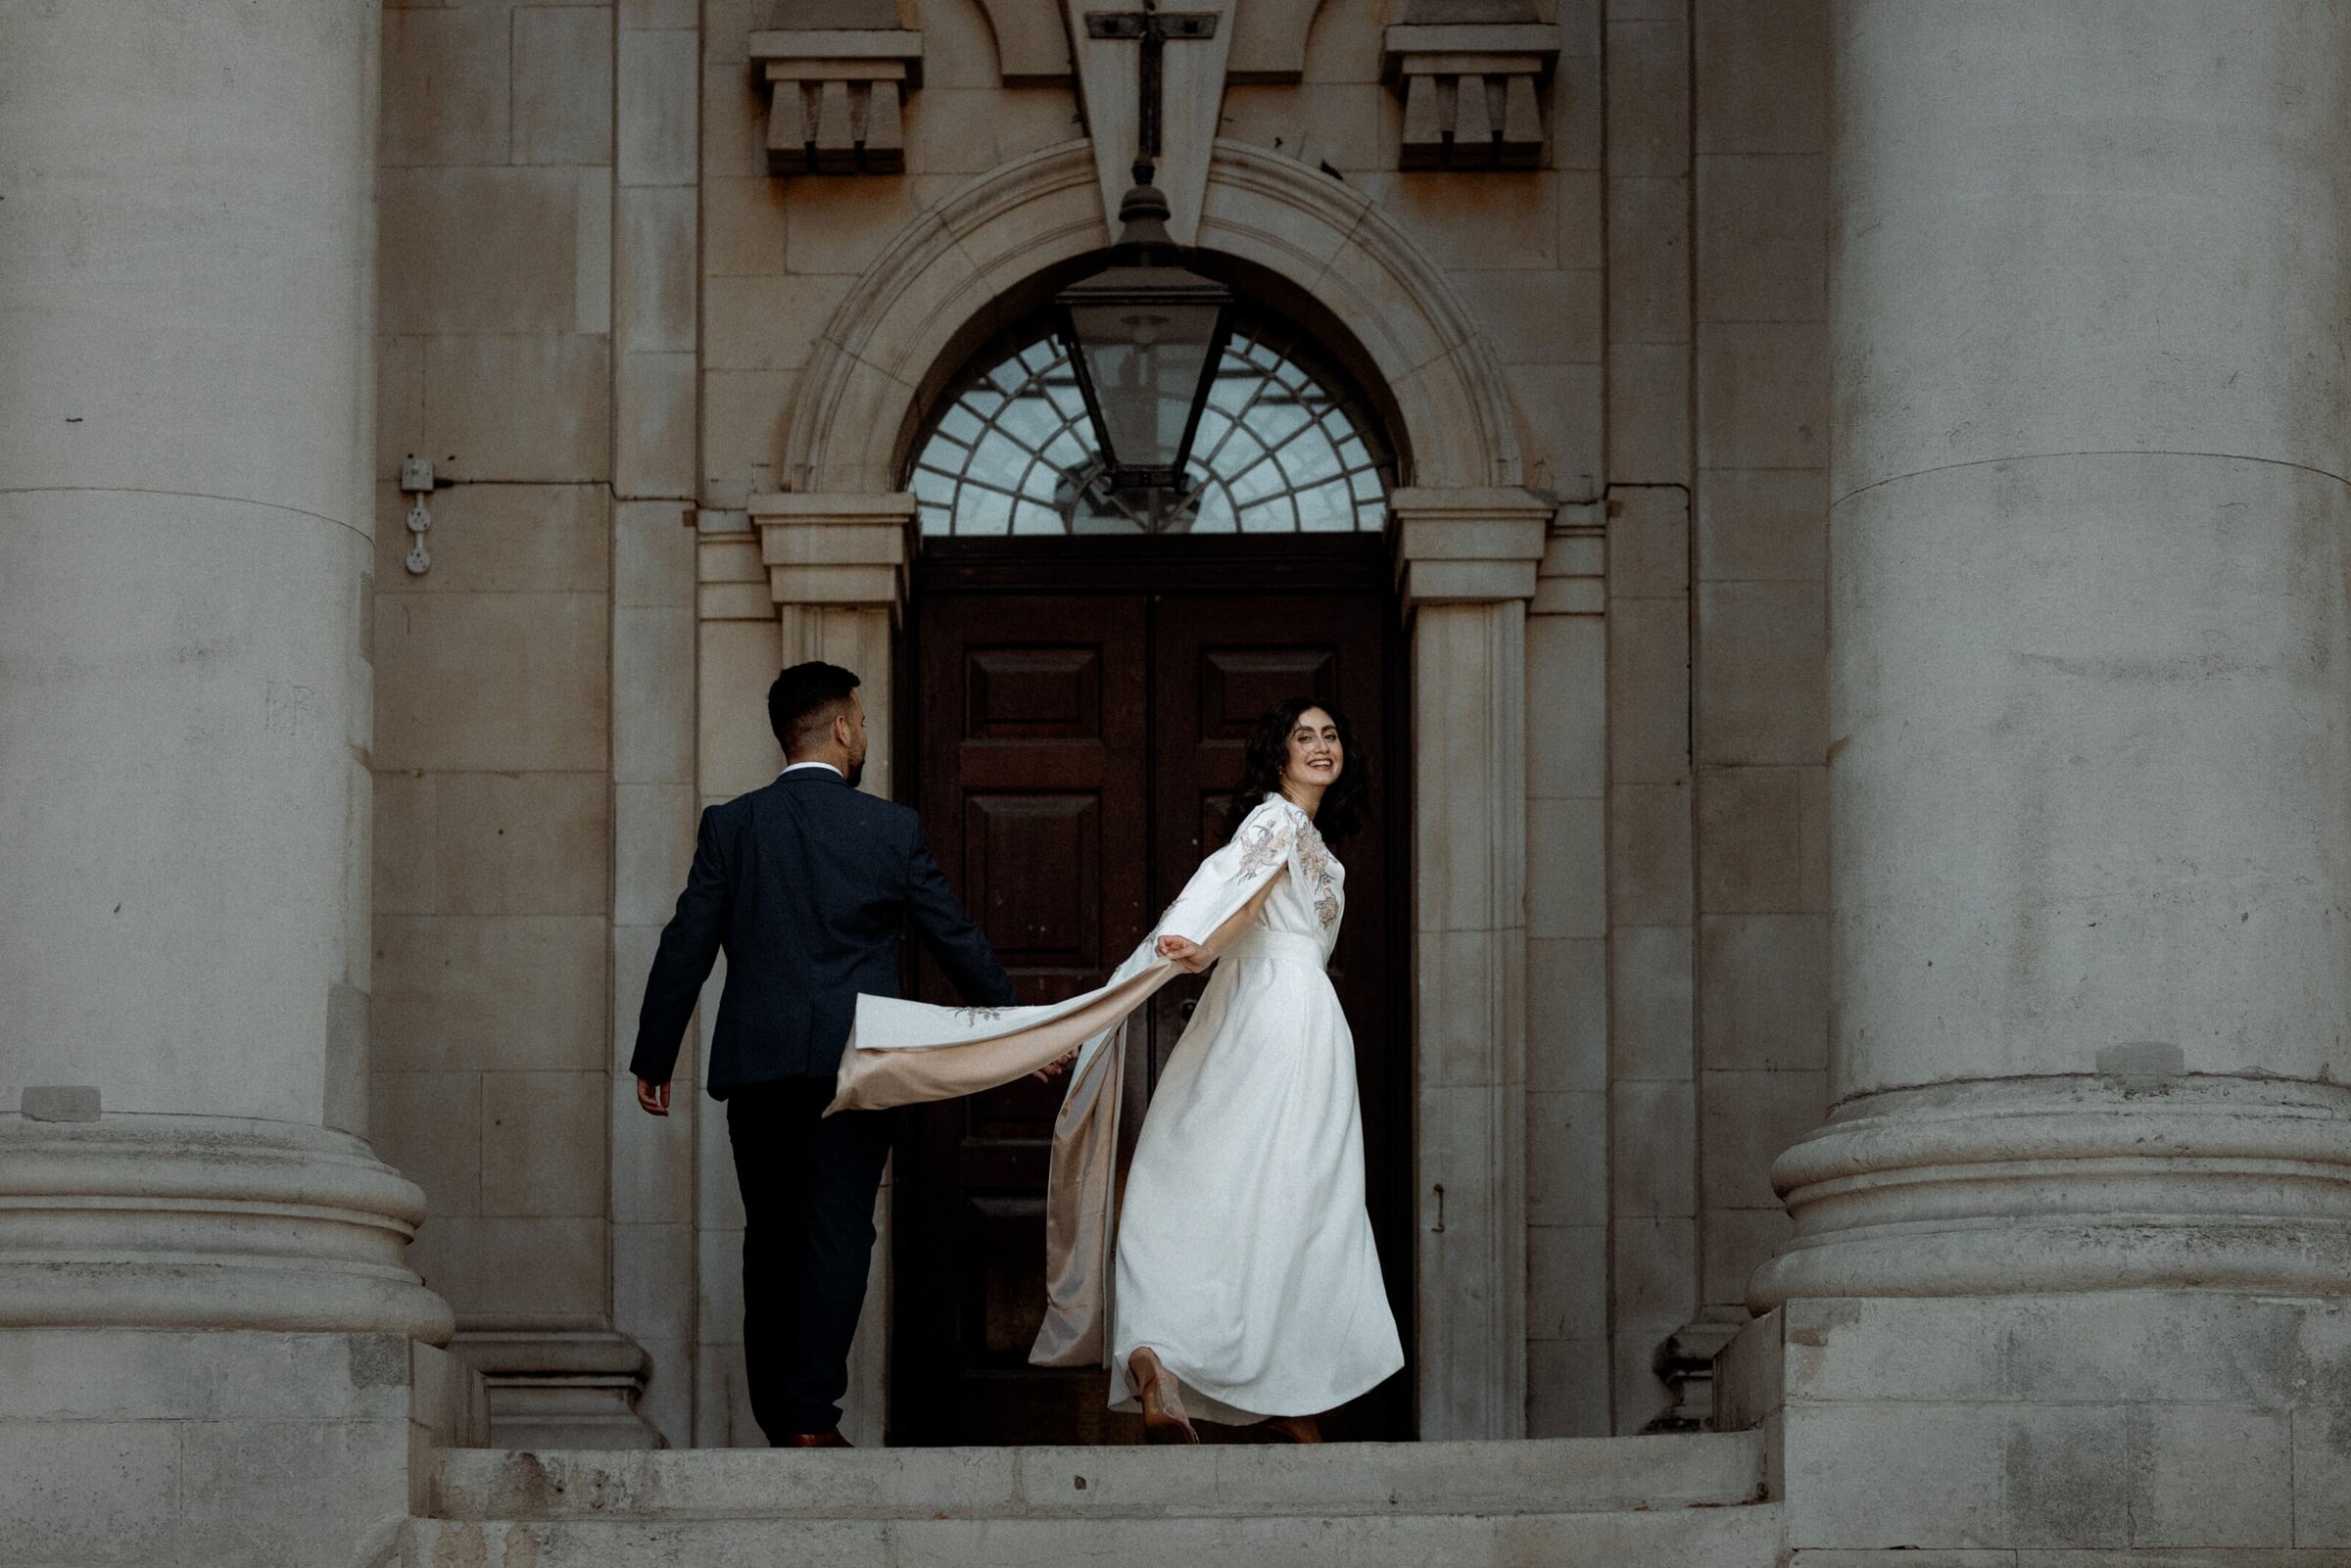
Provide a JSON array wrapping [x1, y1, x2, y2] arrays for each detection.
[[892, 546, 1408, 1445]]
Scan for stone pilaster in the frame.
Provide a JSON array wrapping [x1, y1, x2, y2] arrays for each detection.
[[1394, 487, 1550, 1439], [687, 494, 910, 1446], [1727, 3, 2351, 1556]]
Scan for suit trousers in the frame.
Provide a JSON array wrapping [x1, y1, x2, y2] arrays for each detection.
[[725, 1077, 892, 1441]]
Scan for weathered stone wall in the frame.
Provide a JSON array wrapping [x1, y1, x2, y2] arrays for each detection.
[[369, 0, 630, 1416], [1686, 0, 1830, 1366]]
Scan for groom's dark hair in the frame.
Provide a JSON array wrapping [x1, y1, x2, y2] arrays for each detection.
[[768, 661, 861, 753]]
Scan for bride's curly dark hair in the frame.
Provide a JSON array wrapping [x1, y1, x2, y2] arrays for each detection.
[[1219, 695, 1369, 845]]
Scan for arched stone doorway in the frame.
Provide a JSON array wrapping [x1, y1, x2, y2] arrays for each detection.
[[702, 137, 1555, 1441], [891, 305, 1409, 1444]]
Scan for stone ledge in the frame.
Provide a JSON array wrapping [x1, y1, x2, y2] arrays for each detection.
[[403, 1504, 1784, 1565], [428, 1430, 1765, 1521]]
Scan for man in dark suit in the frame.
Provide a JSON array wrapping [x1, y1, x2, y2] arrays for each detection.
[[632, 660, 1016, 1447]]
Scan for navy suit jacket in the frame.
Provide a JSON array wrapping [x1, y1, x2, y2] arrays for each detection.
[[631, 767, 1017, 1095]]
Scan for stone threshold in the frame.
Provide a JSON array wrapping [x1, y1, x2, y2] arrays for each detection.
[[427, 1430, 1767, 1523]]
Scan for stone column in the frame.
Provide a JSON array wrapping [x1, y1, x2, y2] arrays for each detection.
[[1751, 0, 2351, 1309], [0, 4, 469, 1558], [1721, 6, 2351, 1553], [0, 0, 446, 1341], [1394, 487, 1550, 1439]]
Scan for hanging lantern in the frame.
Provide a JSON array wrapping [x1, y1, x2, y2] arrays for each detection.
[[1054, 169, 1234, 492]]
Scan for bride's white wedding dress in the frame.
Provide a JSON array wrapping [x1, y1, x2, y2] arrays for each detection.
[[1107, 797, 1402, 1421], [829, 794, 1402, 1425]]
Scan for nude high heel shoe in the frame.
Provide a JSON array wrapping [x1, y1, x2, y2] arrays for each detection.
[[1128, 1347, 1199, 1445], [1263, 1414, 1321, 1444]]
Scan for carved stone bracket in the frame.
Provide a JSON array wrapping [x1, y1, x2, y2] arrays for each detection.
[[750, 492, 915, 617], [1381, 24, 1561, 170], [751, 27, 925, 175]]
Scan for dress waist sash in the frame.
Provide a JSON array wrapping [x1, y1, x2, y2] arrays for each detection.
[[1222, 928, 1327, 969]]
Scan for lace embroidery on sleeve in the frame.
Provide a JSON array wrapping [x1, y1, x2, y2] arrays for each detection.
[[1232, 807, 1296, 879], [1297, 819, 1341, 928]]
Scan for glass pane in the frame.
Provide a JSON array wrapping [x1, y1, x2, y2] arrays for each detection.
[[1191, 479, 1238, 532], [1237, 497, 1294, 534], [1296, 480, 1355, 532], [961, 488, 1013, 535], [909, 317, 1392, 536]]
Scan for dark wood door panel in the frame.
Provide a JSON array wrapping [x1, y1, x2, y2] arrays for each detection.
[[900, 594, 1148, 1448], [964, 646, 1105, 737], [962, 793, 1102, 974], [1148, 594, 1406, 1443]]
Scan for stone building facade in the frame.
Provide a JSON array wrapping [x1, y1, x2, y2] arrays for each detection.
[[359, 0, 1832, 1450], [5, 0, 2350, 1561]]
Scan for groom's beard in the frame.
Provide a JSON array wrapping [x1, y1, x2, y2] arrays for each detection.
[[845, 757, 865, 790]]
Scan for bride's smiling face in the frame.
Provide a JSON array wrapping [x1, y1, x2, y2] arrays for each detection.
[[1281, 707, 1344, 798]]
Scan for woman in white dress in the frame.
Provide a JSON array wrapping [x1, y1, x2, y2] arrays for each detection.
[[1113, 697, 1403, 1443], [826, 697, 1402, 1444]]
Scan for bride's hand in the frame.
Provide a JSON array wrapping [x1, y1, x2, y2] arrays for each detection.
[[1032, 1049, 1079, 1084], [1156, 934, 1210, 973]]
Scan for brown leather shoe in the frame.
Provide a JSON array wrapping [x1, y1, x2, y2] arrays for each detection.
[[1128, 1347, 1199, 1446], [1263, 1414, 1321, 1444], [779, 1428, 852, 1449]]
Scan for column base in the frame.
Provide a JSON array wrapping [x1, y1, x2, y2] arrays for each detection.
[[0, 1113, 453, 1342], [452, 1326, 665, 1449], [1751, 1075, 2351, 1307], [1717, 1292, 2351, 1554]]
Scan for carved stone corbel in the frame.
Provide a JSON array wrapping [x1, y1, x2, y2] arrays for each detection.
[[1381, 22, 1561, 170], [752, 0, 925, 175]]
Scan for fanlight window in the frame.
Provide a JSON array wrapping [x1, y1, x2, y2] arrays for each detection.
[[910, 317, 1394, 536]]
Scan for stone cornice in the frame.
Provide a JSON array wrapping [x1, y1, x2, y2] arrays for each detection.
[[749, 492, 916, 611]]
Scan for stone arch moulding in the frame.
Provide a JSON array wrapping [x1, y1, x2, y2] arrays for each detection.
[[774, 136, 1523, 496]]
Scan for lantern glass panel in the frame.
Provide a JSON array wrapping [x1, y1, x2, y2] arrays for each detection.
[[1067, 301, 1223, 473]]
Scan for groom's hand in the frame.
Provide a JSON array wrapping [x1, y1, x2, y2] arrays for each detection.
[[1032, 1050, 1078, 1084], [635, 1076, 671, 1117]]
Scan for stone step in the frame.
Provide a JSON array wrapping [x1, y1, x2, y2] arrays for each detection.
[[426, 1431, 1767, 1522], [404, 1501, 1784, 1568]]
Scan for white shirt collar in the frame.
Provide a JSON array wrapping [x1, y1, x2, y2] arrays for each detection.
[[780, 760, 844, 780]]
